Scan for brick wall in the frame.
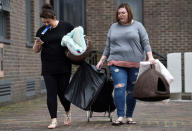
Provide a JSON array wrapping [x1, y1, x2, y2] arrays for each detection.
[[86, 0, 116, 53], [87, 0, 192, 57], [1, 0, 192, 104], [143, 0, 192, 93], [2, 0, 42, 103], [144, 0, 192, 56], [86, 0, 192, 96]]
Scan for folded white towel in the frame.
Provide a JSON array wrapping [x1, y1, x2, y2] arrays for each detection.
[[138, 59, 174, 85], [61, 26, 87, 56]]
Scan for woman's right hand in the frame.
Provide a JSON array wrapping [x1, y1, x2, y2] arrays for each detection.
[[33, 40, 44, 53], [35, 39, 44, 46], [96, 56, 107, 69], [96, 60, 104, 69]]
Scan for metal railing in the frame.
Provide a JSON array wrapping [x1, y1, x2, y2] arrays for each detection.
[[152, 51, 167, 67], [87, 50, 167, 67], [86, 50, 98, 65]]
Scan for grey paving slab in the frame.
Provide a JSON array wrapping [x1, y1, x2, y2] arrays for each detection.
[[0, 96, 192, 131]]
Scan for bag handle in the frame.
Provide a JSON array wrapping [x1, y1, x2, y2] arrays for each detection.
[[150, 64, 155, 69]]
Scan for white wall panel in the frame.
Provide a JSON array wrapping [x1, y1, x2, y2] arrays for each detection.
[[167, 53, 182, 93], [184, 52, 192, 93]]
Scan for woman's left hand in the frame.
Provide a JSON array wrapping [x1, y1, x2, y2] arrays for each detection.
[[147, 52, 155, 64], [148, 57, 155, 64]]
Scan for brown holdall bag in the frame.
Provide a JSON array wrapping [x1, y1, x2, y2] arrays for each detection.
[[133, 64, 170, 101], [65, 37, 91, 65]]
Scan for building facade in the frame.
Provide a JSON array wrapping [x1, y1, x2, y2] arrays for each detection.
[[0, 0, 191, 104]]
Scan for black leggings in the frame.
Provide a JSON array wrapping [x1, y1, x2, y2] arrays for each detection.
[[43, 73, 71, 119]]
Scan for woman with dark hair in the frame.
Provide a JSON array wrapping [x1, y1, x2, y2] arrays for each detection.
[[96, 3, 155, 126], [33, 3, 74, 129]]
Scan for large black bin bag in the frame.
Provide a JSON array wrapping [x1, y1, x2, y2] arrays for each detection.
[[90, 77, 116, 112], [64, 62, 107, 110]]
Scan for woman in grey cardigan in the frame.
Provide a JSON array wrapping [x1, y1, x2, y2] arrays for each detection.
[[96, 3, 155, 126]]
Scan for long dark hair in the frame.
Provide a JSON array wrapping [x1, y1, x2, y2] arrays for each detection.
[[116, 3, 133, 24], [40, 4, 55, 19]]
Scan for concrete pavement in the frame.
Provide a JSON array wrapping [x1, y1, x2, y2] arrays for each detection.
[[0, 96, 192, 131]]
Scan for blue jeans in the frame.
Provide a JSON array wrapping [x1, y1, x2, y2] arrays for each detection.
[[109, 66, 139, 118]]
